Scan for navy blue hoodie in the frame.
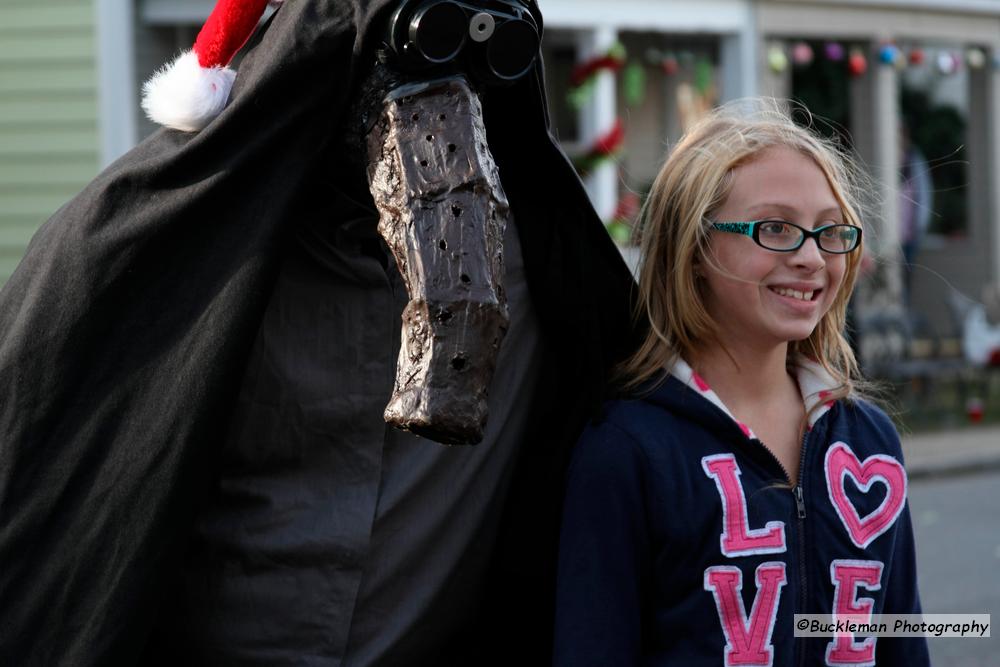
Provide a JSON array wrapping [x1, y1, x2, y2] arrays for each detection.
[[555, 359, 930, 666]]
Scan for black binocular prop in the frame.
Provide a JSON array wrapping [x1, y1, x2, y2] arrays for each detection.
[[385, 0, 540, 83]]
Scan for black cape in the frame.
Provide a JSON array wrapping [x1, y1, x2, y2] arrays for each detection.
[[0, 1, 639, 664]]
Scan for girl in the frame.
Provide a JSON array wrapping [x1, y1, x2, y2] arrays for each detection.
[[554, 101, 929, 666]]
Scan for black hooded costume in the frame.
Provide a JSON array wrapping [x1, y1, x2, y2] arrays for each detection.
[[0, 1, 638, 664]]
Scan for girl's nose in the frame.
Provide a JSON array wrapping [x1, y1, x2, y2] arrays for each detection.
[[791, 237, 826, 271]]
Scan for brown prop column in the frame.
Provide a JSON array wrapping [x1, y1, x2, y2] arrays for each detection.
[[366, 76, 510, 445]]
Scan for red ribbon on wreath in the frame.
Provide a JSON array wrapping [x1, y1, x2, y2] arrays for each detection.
[[567, 43, 627, 108], [606, 190, 641, 244], [572, 119, 625, 176], [570, 52, 626, 86], [612, 190, 640, 222]]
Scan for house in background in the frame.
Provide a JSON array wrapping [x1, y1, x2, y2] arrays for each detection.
[[2, 0, 1000, 352], [539, 0, 1000, 350]]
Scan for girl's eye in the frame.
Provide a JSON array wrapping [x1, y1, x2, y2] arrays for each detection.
[[820, 225, 853, 241], [759, 221, 791, 236]]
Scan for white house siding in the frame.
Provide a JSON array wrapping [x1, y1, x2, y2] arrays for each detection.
[[0, 2, 100, 284]]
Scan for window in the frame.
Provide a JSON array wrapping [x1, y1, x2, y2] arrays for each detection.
[[898, 44, 969, 238]]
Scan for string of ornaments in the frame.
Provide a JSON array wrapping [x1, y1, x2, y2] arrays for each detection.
[[767, 40, 994, 77], [568, 39, 991, 243], [566, 43, 716, 242]]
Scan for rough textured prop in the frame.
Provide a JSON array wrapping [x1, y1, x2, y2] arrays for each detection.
[[365, 76, 510, 445]]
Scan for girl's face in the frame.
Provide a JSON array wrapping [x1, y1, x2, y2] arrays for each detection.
[[700, 146, 848, 352]]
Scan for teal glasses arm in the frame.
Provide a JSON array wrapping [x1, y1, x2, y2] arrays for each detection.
[[711, 221, 755, 236]]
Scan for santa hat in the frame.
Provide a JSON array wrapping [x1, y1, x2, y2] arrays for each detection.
[[141, 0, 279, 132]]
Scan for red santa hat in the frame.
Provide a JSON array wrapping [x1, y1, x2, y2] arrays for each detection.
[[141, 0, 278, 132]]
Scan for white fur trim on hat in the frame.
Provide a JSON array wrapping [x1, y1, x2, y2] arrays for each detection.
[[141, 50, 236, 132]]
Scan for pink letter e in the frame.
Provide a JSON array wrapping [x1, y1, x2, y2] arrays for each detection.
[[826, 559, 884, 666]]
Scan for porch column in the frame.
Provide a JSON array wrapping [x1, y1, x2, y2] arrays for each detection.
[[873, 52, 901, 264], [577, 26, 619, 221], [852, 45, 902, 298], [95, 0, 138, 165], [720, 28, 758, 102], [989, 56, 1000, 285]]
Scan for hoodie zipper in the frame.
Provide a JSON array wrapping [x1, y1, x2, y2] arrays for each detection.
[[795, 428, 810, 667], [668, 373, 825, 666], [749, 426, 811, 667]]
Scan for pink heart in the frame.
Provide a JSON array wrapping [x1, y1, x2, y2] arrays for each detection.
[[824, 442, 907, 549]]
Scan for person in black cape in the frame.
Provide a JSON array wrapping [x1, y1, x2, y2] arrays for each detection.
[[0, 0, 639, 664]]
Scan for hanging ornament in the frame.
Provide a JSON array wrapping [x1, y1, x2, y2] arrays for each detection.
[[908, 47, 925, 66], [847, 48, 867, 77], [661, 52, 680, 75], [824, 41, 845, 62], [694, 58, 714, 95], [768, 44, 788, 73], [791, 41, 814, 66], [966, 48, 986, 70], [878, 43, 898, 66], [623, 62, 646, 107], [936, 50, 958, 75]]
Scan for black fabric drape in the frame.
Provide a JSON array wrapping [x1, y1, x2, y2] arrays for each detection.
[[0, 1, 640, 664]]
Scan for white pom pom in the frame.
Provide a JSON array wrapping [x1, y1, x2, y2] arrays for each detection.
[[141, 50, 236, 132]]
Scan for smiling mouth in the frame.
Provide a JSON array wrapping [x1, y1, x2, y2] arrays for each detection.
[[769, 286, 821, 302]]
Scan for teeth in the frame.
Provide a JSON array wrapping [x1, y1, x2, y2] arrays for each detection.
[[771, 287, 815, 301]]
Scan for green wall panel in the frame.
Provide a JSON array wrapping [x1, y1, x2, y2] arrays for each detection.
[[0, 0, 99, 285]]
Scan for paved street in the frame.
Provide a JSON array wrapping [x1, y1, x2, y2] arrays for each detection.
[[910, 468, 1000, 666]]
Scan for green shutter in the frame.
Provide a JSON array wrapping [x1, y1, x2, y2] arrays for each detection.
[[0, 2, 99, 284]]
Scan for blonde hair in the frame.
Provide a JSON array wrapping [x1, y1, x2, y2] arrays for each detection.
[[618, 99, 867, 405]]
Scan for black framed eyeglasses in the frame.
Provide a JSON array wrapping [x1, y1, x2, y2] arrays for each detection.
[[710, 219, 862, 254]]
